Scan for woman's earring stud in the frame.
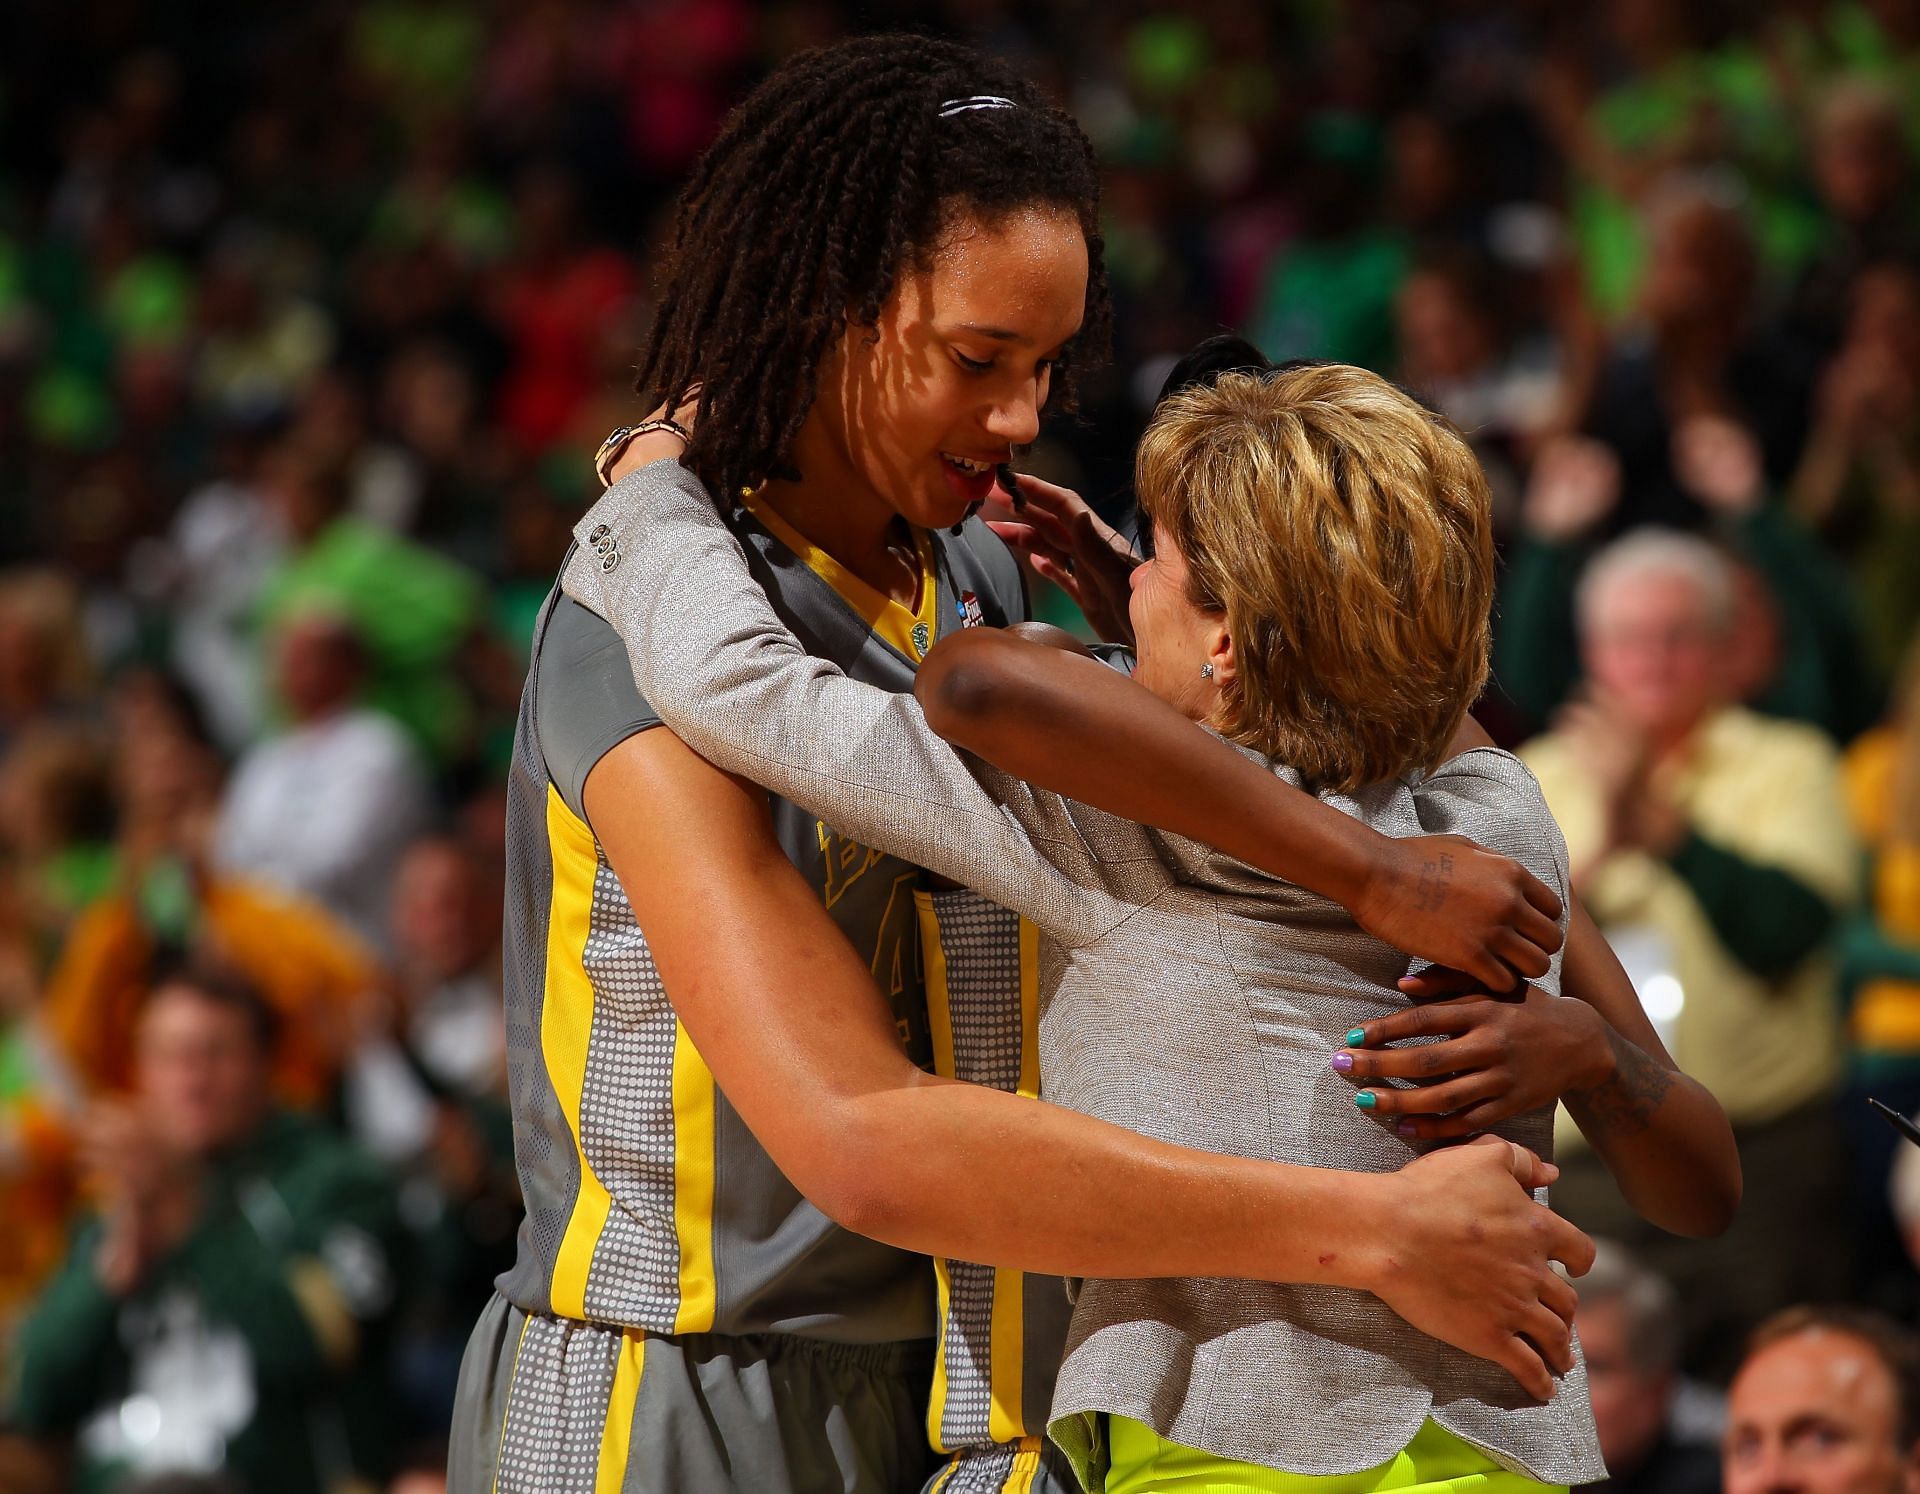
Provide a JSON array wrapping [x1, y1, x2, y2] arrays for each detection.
[[1200, 663, 1214, 679]]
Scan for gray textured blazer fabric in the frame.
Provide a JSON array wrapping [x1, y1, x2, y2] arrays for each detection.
[[561, 462, 1607, 1489]]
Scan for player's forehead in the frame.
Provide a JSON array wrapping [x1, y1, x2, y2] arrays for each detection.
[[923, 205, 1087, 346]]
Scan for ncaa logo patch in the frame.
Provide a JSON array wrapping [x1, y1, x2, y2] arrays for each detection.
[[957, 590, 986, 629]]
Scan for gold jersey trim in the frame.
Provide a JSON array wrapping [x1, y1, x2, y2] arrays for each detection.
[[543, 784, 614, 1319], [594, 1330, 647, 1491], [742, 492, 939, 662], [923, 894, 960, 1452], [670, 1018, 717, 1333], [988, 918, 1044, 1443], [539, 784, 722, 1332]]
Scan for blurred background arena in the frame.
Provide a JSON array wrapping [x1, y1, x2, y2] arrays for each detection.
[[3, 1, 1920, 1490]]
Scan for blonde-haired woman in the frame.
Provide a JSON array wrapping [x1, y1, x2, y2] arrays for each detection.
[[1123, 364, 1494, 789], [566, 361, 1738, 1492]]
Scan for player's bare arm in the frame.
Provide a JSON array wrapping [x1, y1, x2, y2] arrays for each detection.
[[916, 626, 1564, 988], [1336, 718, 1742, 1237], [583, 726, 1595, 1399]]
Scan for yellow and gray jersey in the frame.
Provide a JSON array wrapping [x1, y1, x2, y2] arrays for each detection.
[[495, 489, 1068, 1449], [917, 888, 1075, 1492]]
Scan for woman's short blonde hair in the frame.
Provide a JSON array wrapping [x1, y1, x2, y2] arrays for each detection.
[[1135, 364, 1494, 792]]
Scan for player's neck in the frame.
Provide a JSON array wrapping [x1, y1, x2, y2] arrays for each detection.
[[757, 444, 922, 606]]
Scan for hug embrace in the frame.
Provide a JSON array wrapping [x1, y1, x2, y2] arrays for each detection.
[[454, 33, 1740, 1494]]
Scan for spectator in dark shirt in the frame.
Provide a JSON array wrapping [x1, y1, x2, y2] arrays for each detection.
[[1578, 1242, 1720, 1494], [1496, 418, 1880, 742], [1792, 259, 1920, 682], [8, 963, 403, 1494], [1581, 180, 1814, 532], [1789, 80, 1920, 358]]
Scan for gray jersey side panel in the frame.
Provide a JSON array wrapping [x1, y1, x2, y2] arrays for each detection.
[[495, 611, 585, 1317], [709, 1087, 937, 1339], [536, 579, 663, 822]]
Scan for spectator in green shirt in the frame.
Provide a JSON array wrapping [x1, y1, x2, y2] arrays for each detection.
[[252, 441, 483, 766], [1248, 114, 1408, 372], [7, 964, 403, 1494]]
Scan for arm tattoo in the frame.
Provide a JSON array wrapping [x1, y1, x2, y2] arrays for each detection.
[[1569, 1027, 1675, 1138]]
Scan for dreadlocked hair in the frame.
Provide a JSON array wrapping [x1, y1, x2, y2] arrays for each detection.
[[635, 34, 1111, 502]]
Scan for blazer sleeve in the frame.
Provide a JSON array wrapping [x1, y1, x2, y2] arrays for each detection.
[[559, 461, 1167, 947]]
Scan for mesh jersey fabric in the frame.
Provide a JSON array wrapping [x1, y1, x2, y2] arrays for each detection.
[[497, 496, 1029, 1342]]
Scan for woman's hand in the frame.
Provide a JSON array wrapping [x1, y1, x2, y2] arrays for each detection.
[[982, 471, 1140, 645], [1352, 833, 1565, 990], [1364, 1135, 1593, 1401], [599, 389, 702, 486]]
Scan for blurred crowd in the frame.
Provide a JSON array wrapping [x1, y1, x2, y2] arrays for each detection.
[[5, 0, 1920, 1490]]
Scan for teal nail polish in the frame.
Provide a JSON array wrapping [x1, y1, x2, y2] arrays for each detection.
[[1346, 1028, 1367, 1048], [1354, 1091, 1378, 1111]]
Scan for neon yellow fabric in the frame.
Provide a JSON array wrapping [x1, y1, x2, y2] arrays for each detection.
[[1104, 1415, 1565, 1494]]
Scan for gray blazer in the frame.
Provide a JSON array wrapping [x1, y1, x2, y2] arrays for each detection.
[[561, 463, 1606, 1490]]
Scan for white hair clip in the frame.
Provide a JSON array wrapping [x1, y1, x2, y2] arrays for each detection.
[[938, 96, 1018, 117]]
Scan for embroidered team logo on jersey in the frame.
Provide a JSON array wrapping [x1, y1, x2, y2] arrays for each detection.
[[957, 590, 985, 629], [911, 621, 932, 658], [817, 821, 886, 909]]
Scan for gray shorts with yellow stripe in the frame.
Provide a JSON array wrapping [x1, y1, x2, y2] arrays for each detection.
[[450, 1293, 1075, 1493]]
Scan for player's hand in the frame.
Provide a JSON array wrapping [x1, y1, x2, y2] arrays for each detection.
[[981, 471, 1140, 646], [1335, 983, 1610, 1139], [1367, 1135, 1593, 1402], [1353, 833, 1563, 992]]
